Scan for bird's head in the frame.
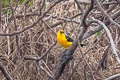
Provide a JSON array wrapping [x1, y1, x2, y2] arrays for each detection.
[[58, 30, 64, 34]]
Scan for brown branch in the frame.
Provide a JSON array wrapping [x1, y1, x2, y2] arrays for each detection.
[[13, 12, 39, 18], [15, 12, 81, 24], [97, 44, 110, 71], [78, 42, 96, 80], [74, 0, 84, 14], [107, 3, 118, 13], [1, 12, 82, 27], [50, 21, 63, 28], [49, 0, 94, 80], [77, 0, 117, 5], [105, 73, 120, 80], [8, 0, 20, 54], [68, 42, 99, 80], [0, 63, 13, 80], [50, 14, 81, 24], [95, 0, 120, 28], [39, 0, 45, 15], [0, 2, 12, 80], [42, 20, 56, 35], [0, 0, 1, 28], [115, 0, 120, 5], [24, 41, 57, 61], [0, 0, 65, 36], [83, 10, 120, 40]]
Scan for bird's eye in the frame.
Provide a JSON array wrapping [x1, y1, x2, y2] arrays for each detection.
[[60, 31, 64, 33]]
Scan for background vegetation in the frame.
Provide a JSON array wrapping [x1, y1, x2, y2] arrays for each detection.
[[0, 0, 120, 80]]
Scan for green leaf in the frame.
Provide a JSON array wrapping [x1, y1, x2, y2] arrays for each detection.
[[2, 8, 12, 17], [96, 31, 101, 37], [2, 0, 9, 8], [19, 0, 25, 5], [2, 8, 8, 14], [28, 0, 33, 7]]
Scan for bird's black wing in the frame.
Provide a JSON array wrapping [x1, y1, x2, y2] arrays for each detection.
[[64, 33, 73, 42], [64, 33, 85, 47]]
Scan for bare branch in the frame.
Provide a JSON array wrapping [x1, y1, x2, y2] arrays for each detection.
[[50, 0, 94, 80], [97, 44, 110, 71], [0, 0, 1, 28], [74, 0, 84, 14], [105, 73, 120, 80], [83, 10, 120, 40], [95, 0, 120, 28], [39, 0, 45, 15], [24, 41, 57, 61], [0, 0, 65, 36], [115, 0, 120, 5], [78, 42, 96, 80], [91, 18, 120, 64], [8, 0, 20, 55], [0, 63, 13, 80]]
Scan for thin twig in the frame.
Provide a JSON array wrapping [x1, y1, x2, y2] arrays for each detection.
[[83, 10, 120, 40], [8, 0, 20, 55], [0, 0, 1, 28], [24, 41, 57, 61], [78, 41, 96, 80], [74, 0, 84, 14], [115, 0, 120, 5], [105, 73, 120, 80], [95, 0, 120, 28], [0, 63, 13, 80], [51, 0, 94, 80], [91, 18, 120, 64], [0, 0, 65, 36]]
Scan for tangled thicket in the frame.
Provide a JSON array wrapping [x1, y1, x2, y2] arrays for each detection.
[[0, 0, 120, 80]]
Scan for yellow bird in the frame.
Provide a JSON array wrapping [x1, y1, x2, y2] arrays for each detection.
[[57, 30, 85, 48], [57, 30, 73, 48]]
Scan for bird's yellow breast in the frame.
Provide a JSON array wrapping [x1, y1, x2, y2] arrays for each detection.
[[57, 31, 72, 48]]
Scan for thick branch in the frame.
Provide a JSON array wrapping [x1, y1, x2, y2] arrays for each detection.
[[95, 0, 120, 28], [115, 0, 120, 5], [105, 73, 120, 80], [91, 18, 120, 64], [83, 10, 120, 40], [0, 0, 65, 36], [51, 0, 94, 80]]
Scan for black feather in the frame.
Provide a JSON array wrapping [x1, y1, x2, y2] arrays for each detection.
[[64, 33, 85, 47], [64, 33, 73, 42]]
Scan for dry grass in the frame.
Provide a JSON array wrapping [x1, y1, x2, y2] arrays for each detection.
[[0, 0, 120, 80]]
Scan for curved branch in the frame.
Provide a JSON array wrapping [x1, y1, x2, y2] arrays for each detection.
[[83, 10, 120, 40], [0, 63, 13, 80], [82, 0, 94, 29], [105, 73, 120, 80], [0, 0, 64, 36], [91, 18, 120, 64], [51, 0, 94, 80], [115, 0, 120, 5], [95, 0, 120, 28]]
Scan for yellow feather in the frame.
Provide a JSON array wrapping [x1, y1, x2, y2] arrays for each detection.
[[57, 30, 72, 48]]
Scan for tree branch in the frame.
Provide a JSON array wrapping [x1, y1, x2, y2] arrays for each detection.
[[105, 73, 120, 80], [0, 0, 65, 36], [0, 0, 1, 28], [91, 18, 120, 64], [0, 63, 13, 80], [95, 0, 120, 28], [83, 10, 120, 40], [50, 0, 94, 80]]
